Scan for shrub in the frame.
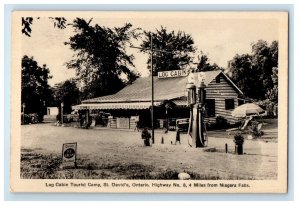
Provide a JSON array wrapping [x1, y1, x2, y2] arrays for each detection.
[[257, 99, 277, 117], [216, 116, 228, 126], [233, 133, 244, 145], [249, 121, 264, 137], [21, 113, 43, 124], [213, 116, 229, 129]]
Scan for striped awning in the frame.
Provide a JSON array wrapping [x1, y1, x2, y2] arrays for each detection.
[[72, 102, 162, 110]]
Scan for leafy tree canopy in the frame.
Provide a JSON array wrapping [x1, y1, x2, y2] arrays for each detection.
[[195, 52, 223, 72], [22, 17, 67, 37], [52, 79, 81, 114], [21, 55, 53, 114], [65, 18, 140, 99], [228, 40, 278, 100], [140, 27, 196, 76]]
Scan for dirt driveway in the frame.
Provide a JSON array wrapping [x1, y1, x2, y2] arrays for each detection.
[[20, 123, 278, 180]]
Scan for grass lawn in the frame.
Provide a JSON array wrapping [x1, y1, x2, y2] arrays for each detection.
[[20, 121, 278, 180]]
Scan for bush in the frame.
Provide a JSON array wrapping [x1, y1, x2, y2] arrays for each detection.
[[21, 114, 31, 124], [207, 116, 229, 130], [249, 121, 264, 137], [257, 99, 277, 117], [233, 133, 244, 145], [21, 113, 43, 124], [216, 116, 228, 127], [205, 116, 231, 131]]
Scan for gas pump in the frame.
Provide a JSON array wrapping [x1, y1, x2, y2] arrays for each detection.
[[186, 72, 207, 148]]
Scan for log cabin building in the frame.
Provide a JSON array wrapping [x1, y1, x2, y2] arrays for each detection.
[[73, 70, 244, 129]]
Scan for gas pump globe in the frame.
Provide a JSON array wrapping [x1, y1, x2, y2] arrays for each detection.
[[186, 71, 196, 106], [186, 82, 196, 106], [186, 71, 207, 148]]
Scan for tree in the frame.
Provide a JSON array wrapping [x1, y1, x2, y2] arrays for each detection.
[[228, 53, 263, 99], [265, 67, 278, 102], [22, 17, 67, 37], [251, 40, 278, 92], [195, 52, 222, 72], [228, 40, 278, 100], [21, 55, 53, 116], [65, 18, 140, 99], [140, 27, 196, 76], [52, 79, 81, 114]]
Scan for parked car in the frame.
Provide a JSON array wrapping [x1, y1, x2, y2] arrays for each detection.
[[176, 118, 190, 132]]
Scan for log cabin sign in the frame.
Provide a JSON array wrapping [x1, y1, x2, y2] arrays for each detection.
[[158, 69, 188, 79]]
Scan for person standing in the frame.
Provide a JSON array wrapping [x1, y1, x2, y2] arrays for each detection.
[[175, 128, 181, 145], [133, 116, 140, 132], [141, 127, 151, 146], [134, 121, 140, 132]]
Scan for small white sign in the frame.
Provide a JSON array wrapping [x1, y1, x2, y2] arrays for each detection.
[[62, 142, 77, 168], [158, 70, 188, 79]]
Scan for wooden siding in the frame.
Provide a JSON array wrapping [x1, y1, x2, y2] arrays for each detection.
[[205, 74, 239, 124]]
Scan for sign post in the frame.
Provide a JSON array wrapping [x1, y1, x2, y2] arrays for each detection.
[[61, 142, 77, 169], [22, 103, 26, 125], [150, 35, 154, 144], [61, 102, 64, 125], [130, 37, 182, 144]]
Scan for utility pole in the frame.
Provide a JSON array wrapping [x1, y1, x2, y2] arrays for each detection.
[[150, 35, 154, 144], [130, 34, 179, 144], [22, 103, 26, 125]]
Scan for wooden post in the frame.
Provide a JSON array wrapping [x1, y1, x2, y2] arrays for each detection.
[[151, 34, 155, 144], [61, 102, 64, 125], [166, 107, 169, 133], [225, 143, 228, 153], [86, 109, 89, 127], [129, 35, 176, 144], [22, 103, 26, 125]]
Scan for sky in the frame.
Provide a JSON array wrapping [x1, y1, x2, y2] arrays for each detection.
[[21, 12, 279, 86]]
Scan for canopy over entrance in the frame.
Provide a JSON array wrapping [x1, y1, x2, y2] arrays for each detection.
[[72, 102, 162, 110]]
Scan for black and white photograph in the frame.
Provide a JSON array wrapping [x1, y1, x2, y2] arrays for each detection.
[[10, 11, 288, 193]]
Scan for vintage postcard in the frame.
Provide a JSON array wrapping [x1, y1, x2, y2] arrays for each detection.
[[10, 11, 288, 193]]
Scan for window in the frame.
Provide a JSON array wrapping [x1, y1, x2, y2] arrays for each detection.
[[238, 99, 245, 106], [205, 99, 215, 117], [216, 75, 221, 83], [225, 99, 235, 110]]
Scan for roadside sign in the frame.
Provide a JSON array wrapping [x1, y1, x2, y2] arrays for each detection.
[[158, 69, 188, 79], [61, 142, 77, 168]]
